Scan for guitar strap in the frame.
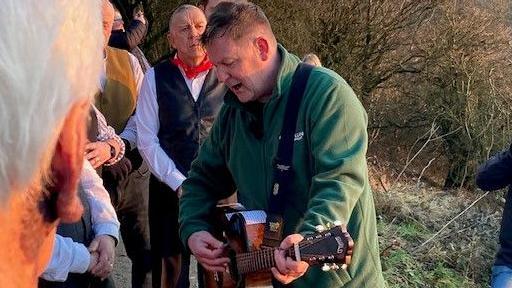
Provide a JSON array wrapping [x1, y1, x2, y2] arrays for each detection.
[[263, 63, 314, 248]]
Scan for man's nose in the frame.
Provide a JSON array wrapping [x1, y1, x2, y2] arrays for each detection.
[[216, 67, 229, 83], [191, 27, 201, 38]]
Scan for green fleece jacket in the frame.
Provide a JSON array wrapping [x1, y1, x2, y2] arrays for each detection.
[[179, 45, 385, 287]]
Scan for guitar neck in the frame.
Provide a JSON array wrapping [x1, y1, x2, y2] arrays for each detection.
[[224, 211, 353, 278], [235, 247, 295, 275]]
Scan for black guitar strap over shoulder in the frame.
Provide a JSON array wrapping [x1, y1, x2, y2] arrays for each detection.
[[263, 63, 314, 248]]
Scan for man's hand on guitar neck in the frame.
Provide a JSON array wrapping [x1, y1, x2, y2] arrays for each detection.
[[188, 231, 229, 272], [272, 234, 310, 284]]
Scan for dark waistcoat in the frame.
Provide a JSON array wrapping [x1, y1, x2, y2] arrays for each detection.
[[154, 60, 227, 175]]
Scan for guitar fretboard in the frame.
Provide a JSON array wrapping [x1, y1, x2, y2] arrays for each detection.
[[235, 247, 295, 274]]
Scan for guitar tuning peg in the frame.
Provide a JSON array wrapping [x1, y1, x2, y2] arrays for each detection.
[[321, 264, 331, 272], [326, 223, 332, 229], [331, 264, 340, 270], [333, 220, 342, 226], [315, 225, 326, 232]]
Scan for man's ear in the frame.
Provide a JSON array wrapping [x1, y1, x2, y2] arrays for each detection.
[[48, 100, 89, 223], [254, 37, 269, 61], [167, 31, 175, 49]]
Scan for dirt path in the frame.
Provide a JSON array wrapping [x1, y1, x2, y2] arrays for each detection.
[[113, 239, 199, 287]]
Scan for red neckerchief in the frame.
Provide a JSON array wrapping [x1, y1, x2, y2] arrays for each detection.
[[171, 55, 213, 79]]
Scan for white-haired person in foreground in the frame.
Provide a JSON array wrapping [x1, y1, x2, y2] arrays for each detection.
[[39, 160, 120, 288], [0, 0, 103, 287]]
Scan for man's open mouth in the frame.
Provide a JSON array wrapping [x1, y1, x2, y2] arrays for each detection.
[[232, 83, 242, 92]]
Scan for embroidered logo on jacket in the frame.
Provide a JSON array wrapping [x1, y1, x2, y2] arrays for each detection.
[[278, 131, 304, 141], [294, 132, 304, 141]]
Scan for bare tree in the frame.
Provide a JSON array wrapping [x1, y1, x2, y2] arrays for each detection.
[[415, 0, 512, 188]]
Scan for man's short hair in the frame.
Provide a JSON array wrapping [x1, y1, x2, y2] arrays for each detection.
[[197, 0, 248, 9], [169, 4, 200, 31], [201, 2, 271, 45]]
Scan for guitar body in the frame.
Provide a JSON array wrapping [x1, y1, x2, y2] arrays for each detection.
[[204, 212, 272, 288]]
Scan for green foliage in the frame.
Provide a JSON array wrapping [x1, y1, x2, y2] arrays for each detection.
[[382, 246, 482, 288], [396, 222, 428, 242]]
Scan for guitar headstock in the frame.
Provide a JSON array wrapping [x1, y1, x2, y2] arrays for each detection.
[[295, 222, 353, 271]]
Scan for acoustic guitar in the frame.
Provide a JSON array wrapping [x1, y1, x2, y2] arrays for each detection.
[[202, 208, 354, 288]]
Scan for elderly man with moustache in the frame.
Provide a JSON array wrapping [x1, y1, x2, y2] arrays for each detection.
[[95, 1, 153, 287], [135, 4, 226, 288], [179, 2, 385, 287], [0, 0, 103, 287]]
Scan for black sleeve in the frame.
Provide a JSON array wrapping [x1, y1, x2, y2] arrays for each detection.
[[108, 20, 148, 50], [475, 145, 512, 191]]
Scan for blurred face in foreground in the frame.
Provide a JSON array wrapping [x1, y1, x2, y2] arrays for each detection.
[[0, 101, 89, 287], [0, 0, 103, 286]]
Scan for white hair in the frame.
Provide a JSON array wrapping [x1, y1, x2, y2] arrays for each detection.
[[0, 0, 103, 201]]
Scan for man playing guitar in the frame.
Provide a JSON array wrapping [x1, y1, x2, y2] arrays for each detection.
[[179, 2, 385, 287]]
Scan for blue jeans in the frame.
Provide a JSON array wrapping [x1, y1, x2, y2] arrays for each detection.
[[492, 265, 512, 288]]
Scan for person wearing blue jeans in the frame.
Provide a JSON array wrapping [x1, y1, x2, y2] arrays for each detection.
[[476, 143, 512, 288]]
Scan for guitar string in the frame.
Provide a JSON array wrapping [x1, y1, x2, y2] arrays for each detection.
[[233, 238, 316, 262], [234, 237, 327, 264], [233, 234, 342, 273], [236, 249, 296, 273], [237, 250, 275, 272], [237, 235, 338, 261], [235, 247, 296, 262], [234, 238, 344, 273]]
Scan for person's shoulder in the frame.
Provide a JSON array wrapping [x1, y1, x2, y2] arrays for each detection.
[[154, 57, 170, 67], [106, 46, 135, 66], [142, 66, 155, 82], [305, 66, 357, 102], [308, 66, 348, 88], [152, 59, 183, 81], [127, 51, 140, 65], [106, 45, 128, 56]]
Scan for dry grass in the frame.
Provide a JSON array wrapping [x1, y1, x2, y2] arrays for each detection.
[[374, 180, 503, 288], [113, 167, 503, 287]]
